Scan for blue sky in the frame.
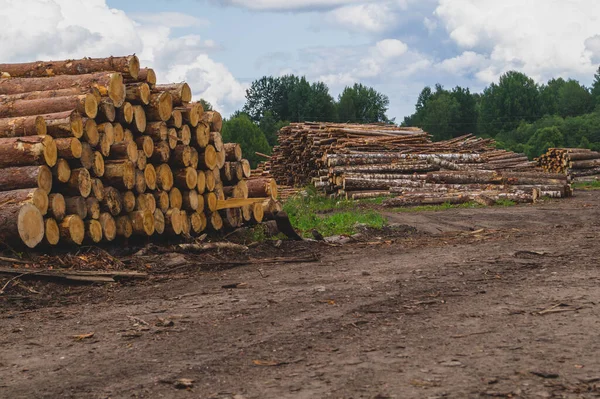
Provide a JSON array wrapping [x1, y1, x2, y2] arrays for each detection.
[[2, 0, 600, 121]]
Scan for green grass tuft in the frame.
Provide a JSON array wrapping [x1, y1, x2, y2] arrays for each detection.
[[572, 181, 600, 190]]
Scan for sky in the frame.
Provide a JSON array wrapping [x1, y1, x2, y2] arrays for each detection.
[[1, 0, 600, 121]]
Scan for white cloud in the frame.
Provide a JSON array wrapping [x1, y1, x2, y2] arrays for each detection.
[[0, 0, 245, 116], [131, 12, 208, 28], [585, 35, 600, 64], [216, 0, 372, 11], [326, 3, 396, 33], [435, 0, 600, 83], [375, 39, 408, 58], [423, 17, 437, 34], [438, 51, 488, 75]]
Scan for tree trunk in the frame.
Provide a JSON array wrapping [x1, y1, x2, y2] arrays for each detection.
[[169, 110, 183, 129], [176, 103, 203, 127], [0, 165, 52, 193], [64, 196, 87, 219], [0, 203, 44, 248], [198, 145, 217, 170], [146, 92, 173, 122], [154, 83, 191, 106], [0, 188, 48, 215], [127, 68, 156, 87], [0, 135, 57, 167], [169, 187, 183, 210], [202, 111, 222, 132], [109, 140, 138, 162], [0, 55, 139, 79], [43, 110, 83, 139], [181, 190, 199, 211], [190, 211, 206, 234], [0, 114, 46, 138], [247, 177, 278, 199], [224, 143, 242, 162], [126, 83, 151, 105], [174, 167, 198, 190], [0, 72, 125, 106], [195, 122, 210, 148], [164, 209, 183, 235], [55, 137, 82, 159], [103, 160, 135, 190]]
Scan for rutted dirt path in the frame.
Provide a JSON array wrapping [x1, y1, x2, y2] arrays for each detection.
[[1, 192, 599, 398]]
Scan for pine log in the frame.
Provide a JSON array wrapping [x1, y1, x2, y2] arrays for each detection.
[[207, 211, 223, 231], [129, 68, 156, 87], [156, 164, 174, 191], [85, 219, 103, 243], [103, 160, 135, 190], [86, 197, 101, 220], [54, 158, 72, 185], [134, 135, 153, 159], [224, 143, 242, 162], [252, 202, 264, 223], [101, 187, 123, 216], [0, 135, 57, 167], [164, 209, 183, 235], [115, 216, 133, 238], [169, 109, 183, 129], [0, 72, 125, 107], [55, 137, 82, 159], [241, 159, 251, 178], [174, 167, 198, 190], [47, 193, 66, 221], [99, 212, 117, 242], [134, 169, 146, 194], [209, 131, 223, 152], [216, 149, 226, 169], [0, 203, 44, 248], [0, 94, 98, 119], [168, 187, 183, 210], [0, 55, 140, 79], [151, 141, 171, 164], [154, 191, 170, 213], [91, 151, 105, 177], [126, 83, 151, 105], [171, 145, 192, 168], [189, 147, 199, 170], [59, 214, 85, 245], [177, 103, 203, 127], [204, 192, 218, 212], [181, 190, 199, 211], [195, 122, 210, 148], [180, 211, 191, 236], [204, 170, 216, 192], [154, 83, 191, 106], [60, 167, 91, 198], [0, 188, 48, 216], [64, 196, 87, 219], [0, 165, 52, 193], [237, 180, 249, 199], [0, 114, 46, 138], [91, 179, 104, 201], [332, 163, 437, 175], [570, 159, 600, 169], [42, 110, 83, 139], [110, 140, 138, 162], [247, 177, 278, 199], [113, 124, 125, 144], [122, 191, 136, 213], [96, 98, 116, 123], [202, 111, 222, 132], [196, 170, 206, 194], [146, 92, 173, 122], [130, 210, 155, 236], [199, 145, 217, 170], [178, 125, 192, 146], [153, 209, 165, 235], [190, 211, 206, 234], [44, 218, 60, 246]]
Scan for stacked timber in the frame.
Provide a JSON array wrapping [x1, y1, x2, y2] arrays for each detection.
[[0, 55, 275, 248], [537, 148, 600, 180]]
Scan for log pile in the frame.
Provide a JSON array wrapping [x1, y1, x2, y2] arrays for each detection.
[[270, 123, 571, 207], [537, 148, 600, 180], [0, 55, 277, 249]]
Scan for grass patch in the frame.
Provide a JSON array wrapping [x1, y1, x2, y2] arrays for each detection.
[[283, 188, 387, 237], [495, 199, 517, 207], [392, 201, 484, 213], [572, 181, 600, 190]]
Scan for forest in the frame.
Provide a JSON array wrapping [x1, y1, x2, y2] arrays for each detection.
[[216, 66, 600, 166]]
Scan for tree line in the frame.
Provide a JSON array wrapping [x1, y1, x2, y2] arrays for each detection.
[[402, 68, 600, 158], [213, 76, 392, 166]]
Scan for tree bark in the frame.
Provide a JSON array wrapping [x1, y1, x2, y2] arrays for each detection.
[[0, 165, 52, 193], [0, 135, 57, 167], [0, 114, 46, 138], [154, 83, 191, 106], [64, 196, 87, 219], [101, 187, 123, 216], [0, 203, 44, 248], [0, 188, 48, 215], [146, 92, 173, 122]]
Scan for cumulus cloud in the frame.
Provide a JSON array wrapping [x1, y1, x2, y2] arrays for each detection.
[[0, 0, 246, 115], [438, 51, 489, 75], [326, 3, 396, 33], [435, 0, 600, 83]]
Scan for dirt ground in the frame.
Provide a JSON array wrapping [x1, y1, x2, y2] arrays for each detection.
[[1, 191, 600, 399]]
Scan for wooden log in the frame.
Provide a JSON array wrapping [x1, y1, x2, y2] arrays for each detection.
[[63, 168, 92, 197], [0, 203, 44, 248], [86, 197, 101, 220], [144, 164, 157, 191], [0, 187, 48, 215], [109, 140, 138, 162], [154, 191, 170, 213], [169, 109, 183, 129], [82, 118, 99, 146], [190, 211, 205, 235], [103, 160, 135, 190], [0, 135, 57, 167], [224, 143, 242, 162], [199, 145, 217, 170], [252, 202, 264, 223], [85, 219, 103, 243], [91, 178, 104, 201], [216, 149, 226, 169], [54, 137, 82, 159], [570, 159, 600, 169], [204, 192, 218, 212], [126, 82, 151, 105], [171, 145, 192, 168], [59, 214, 85, 245], [101, 187, 123, 216], [197, 170, 206, 194], [237, 180, 249, 199], [44, 218, 60, 246], [195, 122, 210, 148], [332, 163, 438, 175], [156, 164, 174, 191], [64, 196, 87, 219], [169, 187, 183, 210], [44, 110, 83, 139], [174, 167, 198, 190], [0, 86, 100, 103], [130, 210, 155, 236], [146, 91, 173, 122], [181, 190, 199, 211], [221, 208, 241, 230], [164, 209, 183, 235], [240, 159, 251, 178], [247, 177, 278, 199], [167, 128, 178, 150], [426, 171, 502, 185], [0, 165, 52, 193], [189, 147, 199, 170], [154, 83, 191, 106], [115, 216, 133, 238], [0, 114, 46, 138], [178, 125, 192, 146], [180, 210, 191, 236], [383, 195, 471, 207], [177, 103, 203, 127], [0, 94, 98, 119], [122, 191, 136, 213], [97, 122, 115, 156], [136, 152, 147, 171], [204, 170, 216, 192], [97, 98, 116, 123], [0, 72, 126, 107], [209, 131, 224, 152], [135, 135, 154, 159], [0, 55, 140, 79], [129, 68, 156, 87], [153, 209, 165, 235], [207, 211, 223, 231], [567, 152, 600, 161], [99, 212, 117, 242], [91, 151, 105, 177], [202, 111, 222, 132], [151, 141, 171, 163], [48, 193, 66, 221]]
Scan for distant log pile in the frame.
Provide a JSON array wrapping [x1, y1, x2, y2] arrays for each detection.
[[537, 148, 600, 180], [0, 55, 279, 249], [269, 122, 571, 207]]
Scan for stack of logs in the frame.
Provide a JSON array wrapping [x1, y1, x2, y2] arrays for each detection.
[[269, 123, 571, 206], [0, 55, 279, 249], [537, 148, 600, 180]]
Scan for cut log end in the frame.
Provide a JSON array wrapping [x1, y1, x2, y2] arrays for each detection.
[[60, 214, 85, 245], [48, 193, 66, 221], [17, 204, 45, 248], [153, 209, 165, 234], [86, 219, 103, 243], [99, 212, 117, 241], [44, 218, 60, 246]]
